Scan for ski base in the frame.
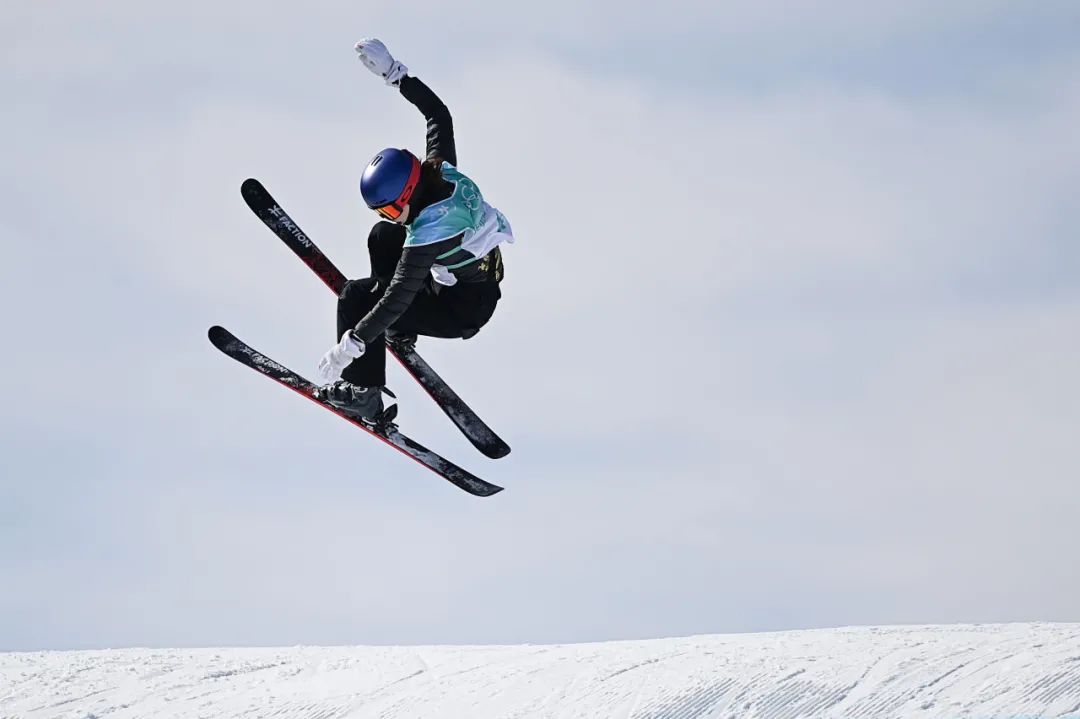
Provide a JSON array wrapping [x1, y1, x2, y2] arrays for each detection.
[[208, 326, 503, 498]]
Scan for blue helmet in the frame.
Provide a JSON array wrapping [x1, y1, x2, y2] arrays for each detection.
[[360, 148, 422, 219]]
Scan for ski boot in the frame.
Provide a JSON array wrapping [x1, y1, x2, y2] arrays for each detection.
[[386, 329, 417, 354], [314, 381, 395, 426]]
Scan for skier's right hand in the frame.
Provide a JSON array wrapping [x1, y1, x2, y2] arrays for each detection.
[[316, 331, 366, 384], [355, 38, 408, 86]]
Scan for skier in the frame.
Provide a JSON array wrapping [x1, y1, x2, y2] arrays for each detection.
[[314, 38, 514, 422]]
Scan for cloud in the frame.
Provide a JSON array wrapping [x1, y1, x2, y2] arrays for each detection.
[[1, 0, 1078, 651]]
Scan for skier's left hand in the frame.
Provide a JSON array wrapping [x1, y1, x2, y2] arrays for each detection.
[[317, 331, 366, 384], [354, 38, 408, 86]]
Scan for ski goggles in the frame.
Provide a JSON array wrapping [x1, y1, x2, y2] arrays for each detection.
[[375, 202, 406, 221], [373, 160, 422, 221]]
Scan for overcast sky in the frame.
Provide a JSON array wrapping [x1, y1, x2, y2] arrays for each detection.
[[2, 1, 1078, 652]]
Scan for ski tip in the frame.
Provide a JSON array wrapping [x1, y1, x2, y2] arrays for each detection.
[[485, 443, 512, 460], [466, 481, 504, 498], [207, 325, 232, 348], [241, 178, 261, 193]]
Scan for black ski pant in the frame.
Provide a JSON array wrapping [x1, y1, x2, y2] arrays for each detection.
[[338, 222, 501, 387]]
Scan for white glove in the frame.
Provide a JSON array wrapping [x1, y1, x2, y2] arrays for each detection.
[[317, 331, 366, 384], [354, 38, 408, 86]]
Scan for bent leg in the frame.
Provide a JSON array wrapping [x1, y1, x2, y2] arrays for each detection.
[[368, 221, 406, 284], [331, 223, 406, 386], [393, 282, 502, 340], [337, 277, 388, 387]]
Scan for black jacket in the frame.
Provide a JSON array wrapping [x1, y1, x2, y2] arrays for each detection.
[[350, 76, 503, 344]]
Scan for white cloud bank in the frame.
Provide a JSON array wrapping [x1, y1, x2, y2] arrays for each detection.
[[0, 0, 1077, 650]]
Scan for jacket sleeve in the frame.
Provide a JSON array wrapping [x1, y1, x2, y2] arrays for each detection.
[[398, 75, 457, 166], [350, 235, 462, 343]]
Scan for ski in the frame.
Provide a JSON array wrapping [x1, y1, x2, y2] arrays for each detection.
[[208, 326, 503, 498], [240, 178, 511, 460]]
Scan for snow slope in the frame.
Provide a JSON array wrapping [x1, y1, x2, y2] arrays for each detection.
[[3, 624, 1079, 718]]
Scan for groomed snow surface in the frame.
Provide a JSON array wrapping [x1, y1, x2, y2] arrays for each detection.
[[3, 624, 1080, 718]]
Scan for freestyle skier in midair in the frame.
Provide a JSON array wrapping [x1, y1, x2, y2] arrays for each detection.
[[314, 38, 515, 422]]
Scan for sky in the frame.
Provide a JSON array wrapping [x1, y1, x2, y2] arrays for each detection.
[[1, 1, 1078, 652]]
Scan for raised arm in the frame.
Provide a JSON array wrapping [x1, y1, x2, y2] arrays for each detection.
[[354, 39, 457, 166], [343, 41, 462, 343], [398, 75, 457, 166]]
